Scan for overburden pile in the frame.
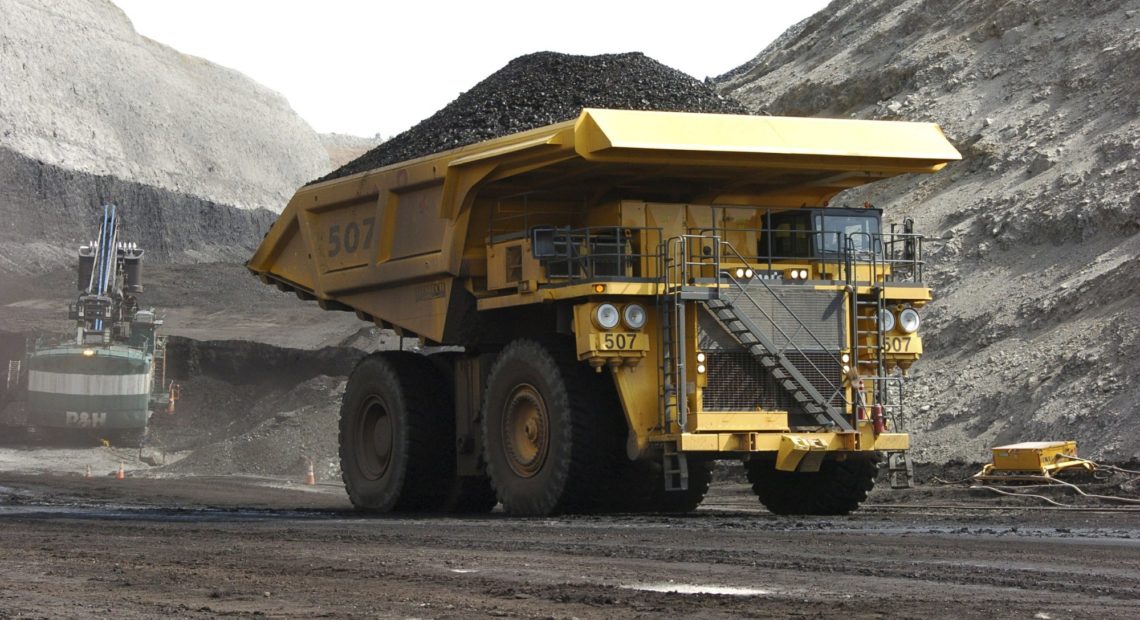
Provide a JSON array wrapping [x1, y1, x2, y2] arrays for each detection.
[[315, 52, 745, 183]]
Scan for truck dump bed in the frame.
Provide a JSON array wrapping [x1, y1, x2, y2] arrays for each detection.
[[247, 109, 959, 343]]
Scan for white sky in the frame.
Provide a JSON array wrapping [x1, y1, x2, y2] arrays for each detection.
[[110, 0, 830, 138]]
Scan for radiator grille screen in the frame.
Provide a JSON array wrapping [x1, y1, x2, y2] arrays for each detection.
[[703, 351, 793, 411], [702, 351, 844, 412], [698, 285, 846, 415]]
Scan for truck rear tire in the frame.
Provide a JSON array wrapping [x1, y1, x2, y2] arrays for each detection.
[[745, 458, 877, 516], [481, 339, 612, 516], [339, 352, 453, 512]]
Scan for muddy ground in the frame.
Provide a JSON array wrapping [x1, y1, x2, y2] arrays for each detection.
[[3, 256, 1138, 617], [0, 471, 1137, 619], [4, 257, 1138, 619]]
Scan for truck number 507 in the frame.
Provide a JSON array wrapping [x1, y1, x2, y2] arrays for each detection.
[[603, 333, 637, 349], [883, 336, 911, 353], [328, 217, 376, 257]]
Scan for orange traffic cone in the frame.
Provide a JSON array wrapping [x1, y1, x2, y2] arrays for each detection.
[[116, 461, 125, 480], [84, 465, 91, 479], [304, 461, 316, 486]]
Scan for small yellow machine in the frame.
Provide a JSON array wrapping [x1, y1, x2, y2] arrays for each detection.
[[248, 109, 960, 515], [978, 441, 1096, 478]]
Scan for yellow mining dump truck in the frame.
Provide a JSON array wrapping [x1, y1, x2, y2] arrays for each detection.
[[248, 109, 960, 516]]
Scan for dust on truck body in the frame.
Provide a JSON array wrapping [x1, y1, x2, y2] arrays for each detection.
[[249, 109, 960, 515]]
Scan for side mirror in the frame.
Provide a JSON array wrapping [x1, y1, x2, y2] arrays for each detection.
[[530, 227, 556, 258]]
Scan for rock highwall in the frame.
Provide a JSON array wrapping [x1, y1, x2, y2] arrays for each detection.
[[0, 146, 276, 275], [0, 0, 329, 212]]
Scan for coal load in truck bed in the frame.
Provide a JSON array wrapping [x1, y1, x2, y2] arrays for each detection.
[[313, 51, 746, 183]]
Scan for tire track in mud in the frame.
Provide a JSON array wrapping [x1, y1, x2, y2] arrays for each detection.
[[3, 502, 1138, 605]]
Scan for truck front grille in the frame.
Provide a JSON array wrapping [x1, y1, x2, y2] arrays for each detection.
[[696, 285, 847, 417], [702, 350, 843, 412]]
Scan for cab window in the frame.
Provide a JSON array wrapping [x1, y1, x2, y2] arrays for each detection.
[[814, 211, 881, 255], [758, 211, 812, 259]]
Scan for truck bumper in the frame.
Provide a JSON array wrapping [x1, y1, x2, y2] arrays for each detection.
[[669, 425, 908, 471]]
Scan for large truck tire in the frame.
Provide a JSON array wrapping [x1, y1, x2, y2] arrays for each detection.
[[647, 458, 711, 513], [600, 458, 711, 514], [745, 458, 877, 516], [339, 352, 453, 512], [481, 339, 614, 516]]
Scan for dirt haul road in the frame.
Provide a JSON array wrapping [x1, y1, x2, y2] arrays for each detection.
[[0, 475, 1137, 619]]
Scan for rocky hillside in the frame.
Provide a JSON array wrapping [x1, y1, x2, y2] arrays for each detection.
[[717, 0, 1140, 462], [0, 0, 330, 275]]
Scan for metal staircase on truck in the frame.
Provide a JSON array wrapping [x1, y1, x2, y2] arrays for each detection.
[[656, 232, 914, 489]]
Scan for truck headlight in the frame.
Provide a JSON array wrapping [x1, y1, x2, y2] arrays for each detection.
[[879, 309, 896, 333], [622, 304, 647, 330], [899, 308, 921, 333], [594, 303, 620, 330]]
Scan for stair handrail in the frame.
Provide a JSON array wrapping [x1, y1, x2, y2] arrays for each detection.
[[861, 375, 908, 433], [658, 234, 726, 432], [661, 234, 723, 294]]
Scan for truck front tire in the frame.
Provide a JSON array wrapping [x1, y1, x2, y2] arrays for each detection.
[[481, 340, 612, 516], [745, 457, 877, 516]]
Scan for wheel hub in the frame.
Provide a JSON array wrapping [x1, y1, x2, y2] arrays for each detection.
[[502, 384, 549, 478], [357, 397, 393, 480]]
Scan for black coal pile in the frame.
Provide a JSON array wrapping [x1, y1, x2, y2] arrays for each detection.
[[314, 52, 746, 183]]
